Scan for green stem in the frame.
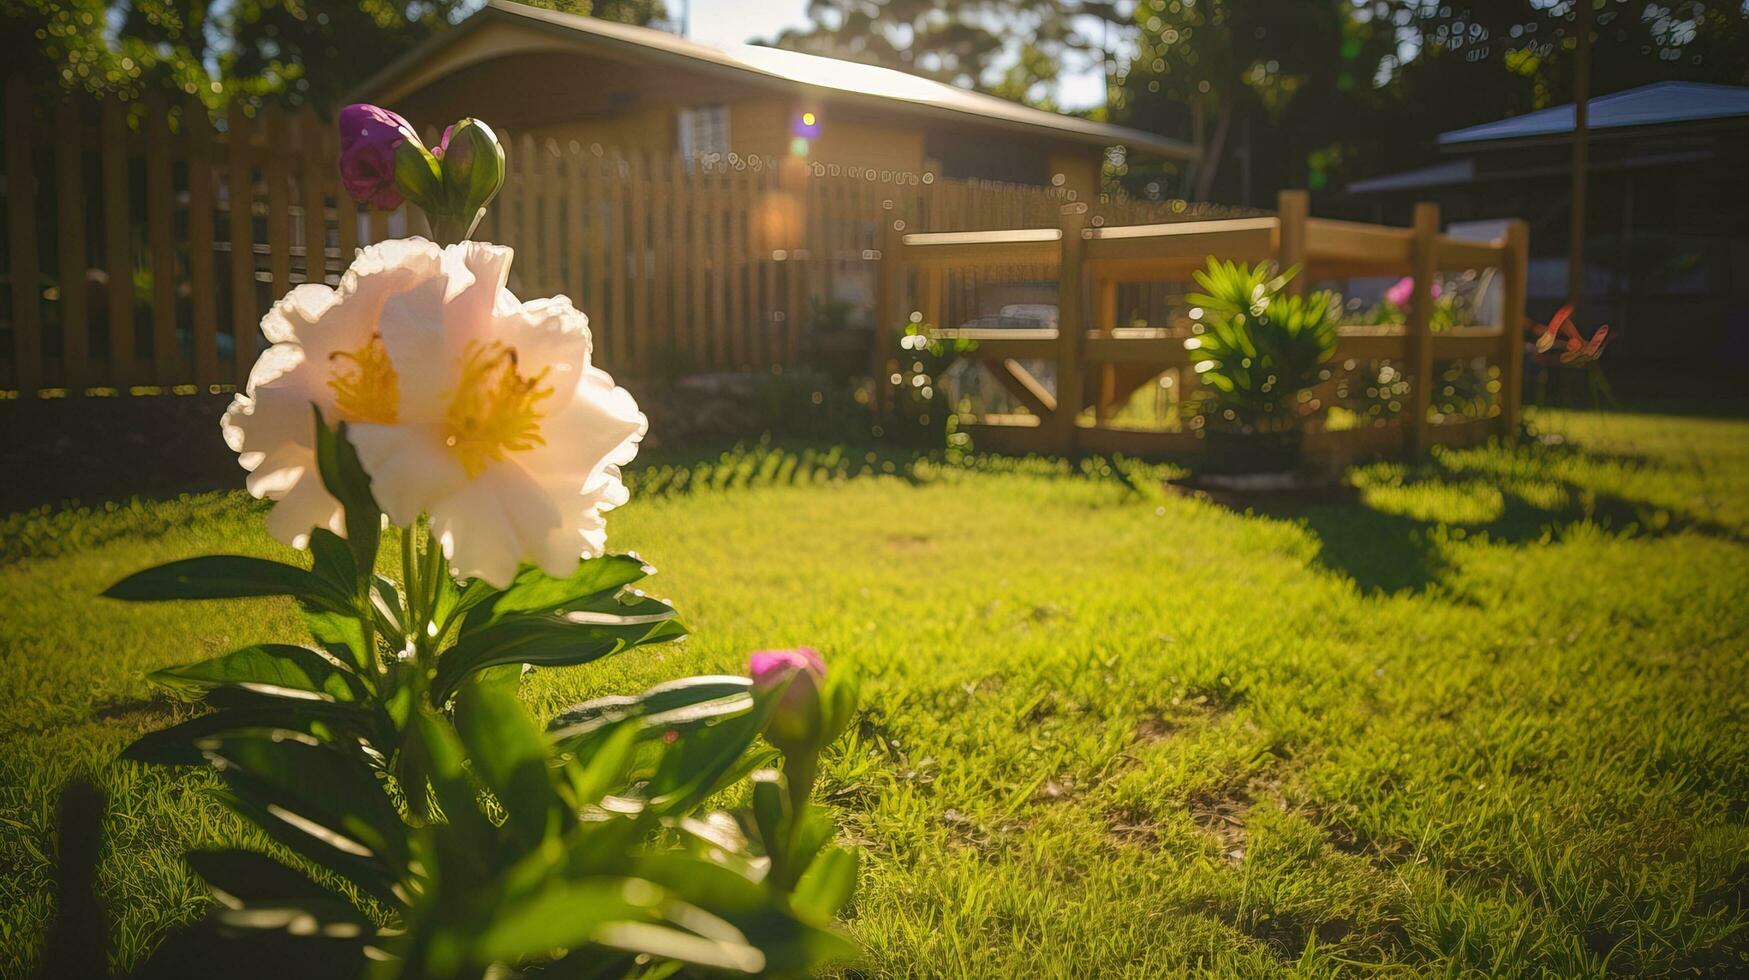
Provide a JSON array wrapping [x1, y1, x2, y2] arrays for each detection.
[[782, 753, 818, 839], [421, 519, 445, 640], [400, 525, 420, 652]]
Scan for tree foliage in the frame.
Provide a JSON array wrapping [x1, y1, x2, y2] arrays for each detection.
[[0, 0, 669, 111], [765, 0, 1130, 109], [1114, 0, 1749, 203]]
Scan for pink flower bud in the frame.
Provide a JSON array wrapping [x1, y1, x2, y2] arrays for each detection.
[[749, 647, 826, 751], [1386, 276, 1444, 309], [338, 104, 416, 210]]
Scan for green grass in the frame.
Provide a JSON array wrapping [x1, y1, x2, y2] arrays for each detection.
[[2, 409, 1746, 977]]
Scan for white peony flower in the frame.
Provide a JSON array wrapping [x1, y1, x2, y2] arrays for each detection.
[[222, 238, 646, 587]]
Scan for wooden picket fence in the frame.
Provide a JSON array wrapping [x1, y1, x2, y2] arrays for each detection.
[[879, 191, 1530, 463], [0, 79, 1235, 397]]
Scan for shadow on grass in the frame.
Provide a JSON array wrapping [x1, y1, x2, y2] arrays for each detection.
[[1240, 442, 1745, 595]]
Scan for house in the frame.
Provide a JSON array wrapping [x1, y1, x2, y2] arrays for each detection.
[[353, 0, 1195, 200], [1344, 82, 1749, 372]]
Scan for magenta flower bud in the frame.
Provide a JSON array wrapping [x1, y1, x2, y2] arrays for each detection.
[[338, 104, 416, 210], [749, 647, 826, 752], [1385, 276, 1443, 309], [433, 124, 455, 160]]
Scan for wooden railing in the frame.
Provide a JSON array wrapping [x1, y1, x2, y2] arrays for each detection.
[[877, 190, 1529, 463], [0, 79, 1240, 398]]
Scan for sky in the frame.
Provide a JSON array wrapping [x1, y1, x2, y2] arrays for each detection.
[[678, 0, 1111, 110]]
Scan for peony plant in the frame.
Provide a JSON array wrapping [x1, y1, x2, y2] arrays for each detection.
[[90, 107, 861, 979]]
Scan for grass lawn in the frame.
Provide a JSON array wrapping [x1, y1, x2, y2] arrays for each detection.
[[2, 409, 1746, 977]]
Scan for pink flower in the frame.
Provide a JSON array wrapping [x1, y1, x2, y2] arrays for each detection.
[[750, 648, 827, 751], [1385, 277, 1442, 309], [338, 104, 416, 210]]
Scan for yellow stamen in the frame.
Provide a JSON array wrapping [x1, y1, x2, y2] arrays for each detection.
[[328, 334, 399, 424], [444, 341, 553, 476]]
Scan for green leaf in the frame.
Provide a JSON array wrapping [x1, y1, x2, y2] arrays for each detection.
[[122, 706, 375, 767], [305, 604, 376, 676], [103, 556, 341, 606], [791, 846, 859, 921], [633, 852, 860, 971], [818, 671, 860, 746], [432, 574, 493, 638], [149, 644, 366, 703], [451, 676, 563, 852], [433, 611, 685, 706], [438, 118, 505, 238], [404, 705, 498, 861], [184, 848, 372, 938], [392, 136, 444, 212], [469, 877, 665, 965], [566, 722, 639, 805], [646, 705, 778, 816], [307, 529, 358, 603], [549, 675, 754, 756], [370, 574, 406, 641], [200, 730, 406, 905], [462, 554, 656, 630], [312, 409, 381, 583]]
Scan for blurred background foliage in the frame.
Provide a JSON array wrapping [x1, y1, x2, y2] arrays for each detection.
[[4, 0, 1747, 194], [0, 0, 666, 112]]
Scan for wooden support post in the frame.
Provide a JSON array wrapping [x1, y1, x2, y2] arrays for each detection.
[[1093, 278, 1118, 421], [5, 78, 42, 394], [1276, 189, 1309, 295], [874, 214, 905, 419], [919, 265, 943, 330], [1500, 219, 1529, 440], [1053, 204, 1088, 454], [1406, 202, 1440, 457], [54, 97, 88, 391]]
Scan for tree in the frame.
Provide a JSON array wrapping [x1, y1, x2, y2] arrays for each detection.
[[0, 0, 672, 112], [1114, 0, 1749, 204], [2, 0, 471, 110], [763, 0, 1132, 110], [1115, 0, 1393, 201], [516, 0, 669, 28]]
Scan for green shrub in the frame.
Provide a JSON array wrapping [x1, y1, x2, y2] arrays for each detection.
[[1183, 259, 1339, 431]]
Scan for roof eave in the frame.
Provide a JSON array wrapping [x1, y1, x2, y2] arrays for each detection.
[[353, 1, 1196, 160]]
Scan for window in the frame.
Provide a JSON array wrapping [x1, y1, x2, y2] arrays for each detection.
[[678, 105, 729, 162]]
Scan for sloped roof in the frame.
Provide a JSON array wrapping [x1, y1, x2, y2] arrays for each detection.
[[1347, 158, 1475, 194], [355, 0, 1195, 159], [1438, 81, 1749, 146]]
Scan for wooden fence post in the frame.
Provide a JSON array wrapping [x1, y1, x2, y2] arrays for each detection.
[[101, 99, 134, 388], [333, 122, 357, 262], [1407, 201, 1440, 457], [1500, 219, 1529, 440], [186, 99, 219, 388], [300, 112, 327, 287], [54, 97, 88, 392], [227, 105, 258, 385], [264, 108, 291, 300], [5, 78, 42, 394], [1054, 203, 1088, 454], [145, 93, 178, 384], [1276, 189, 1309, 294]]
